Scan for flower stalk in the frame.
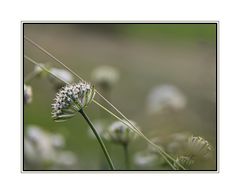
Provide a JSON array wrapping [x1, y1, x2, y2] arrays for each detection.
[[79, 109, 115, 170]]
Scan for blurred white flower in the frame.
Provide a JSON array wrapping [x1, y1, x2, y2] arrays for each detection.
[[24, 138, 38, 162], [24, 125, 78, 169], [167, 142, 182, 155], [47, 67, 74, 90], [24, 84, 32, 105], [54, 151, 78, 167], [27, 125, 44, 142], [87, 119, 108, 138], [51, 134, 65, 149], [105, 120, 137, 145], [170, 132, 189, 142], [91, 66, 119, 89], [134, 151, 159, 167], [49, 68, 74, 84], [146, 133, 189, 156], [166, 133, 189, 154], [26, 125, 56, 162], [146, 84, 186, 114]]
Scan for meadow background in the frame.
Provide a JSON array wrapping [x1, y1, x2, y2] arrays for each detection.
[[23, 23, 216, 170]]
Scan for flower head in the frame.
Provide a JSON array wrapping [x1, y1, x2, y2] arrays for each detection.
[[52, 81, 95, 121], [24, 84, 32, 105], [187, 136, 212, 158], [105, 120, 137, 145]]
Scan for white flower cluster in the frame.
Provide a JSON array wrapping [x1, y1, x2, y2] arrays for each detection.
[[52, 82, 95, 121], [91, 66, 119, 89]]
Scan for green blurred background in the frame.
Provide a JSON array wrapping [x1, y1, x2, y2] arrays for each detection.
[[23, 23, 216, 170]]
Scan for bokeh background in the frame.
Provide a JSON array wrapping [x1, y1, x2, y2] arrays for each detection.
[[23, 23, 216, 170]]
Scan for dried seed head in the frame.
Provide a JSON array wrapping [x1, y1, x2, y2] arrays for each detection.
[[51, 81, 95, 121], [187, 136, 212, 158], [105, 120, 137, 145], [91, 66, 119, 89], [24, 84, 32, 105], [174, 156, 194, 170]]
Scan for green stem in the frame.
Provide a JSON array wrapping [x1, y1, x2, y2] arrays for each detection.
[[79, 109, 115, 170], [123, 144, 129, 170]]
